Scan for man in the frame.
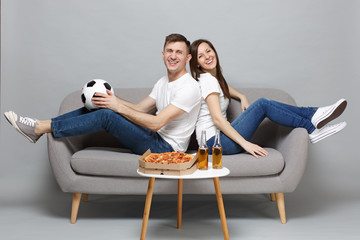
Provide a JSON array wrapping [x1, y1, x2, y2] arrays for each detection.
[[4, 34, 201, 154]]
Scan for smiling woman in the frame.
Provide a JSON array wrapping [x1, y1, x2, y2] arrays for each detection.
[[190, 39, 347, 157]]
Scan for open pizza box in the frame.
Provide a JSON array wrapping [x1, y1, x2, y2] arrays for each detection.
[[138, 149, 199, 176]]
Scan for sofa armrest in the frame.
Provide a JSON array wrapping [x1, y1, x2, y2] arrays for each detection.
[[275, 128, 309, 192], [47, 133, 78, 193]]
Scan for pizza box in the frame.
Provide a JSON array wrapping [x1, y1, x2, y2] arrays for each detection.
[[138, 163, 198, 176], [138, 149, 198, 173]]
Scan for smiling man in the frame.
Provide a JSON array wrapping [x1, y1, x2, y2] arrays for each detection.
[[162, 35, 192, 81], [4, 34, 201, 154]]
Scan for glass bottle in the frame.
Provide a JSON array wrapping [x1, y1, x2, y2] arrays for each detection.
[[212, 129, 223, 169], [197, 130, 208, 170]]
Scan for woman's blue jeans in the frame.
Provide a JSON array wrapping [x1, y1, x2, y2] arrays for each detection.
[[51, 108, 174, 155], [206, 98, 317, 155]]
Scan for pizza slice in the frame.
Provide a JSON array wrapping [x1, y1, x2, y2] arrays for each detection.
[[144, 151, 193, 164]]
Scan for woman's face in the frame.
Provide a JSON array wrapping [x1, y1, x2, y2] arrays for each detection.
[[197, 42, 217, 73]]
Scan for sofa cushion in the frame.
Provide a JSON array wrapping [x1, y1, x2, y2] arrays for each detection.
[[71, 147, 284, 178], [222, 148, 285, 177], [71, 147, 141, 177]]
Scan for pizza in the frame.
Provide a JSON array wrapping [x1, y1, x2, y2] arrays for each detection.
[[144, 151, 193, 164]]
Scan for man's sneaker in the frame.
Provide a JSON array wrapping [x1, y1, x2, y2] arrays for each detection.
[[4, 111, 42, 143], [311, 98, 347, 129], [309, 121, 347, 143]]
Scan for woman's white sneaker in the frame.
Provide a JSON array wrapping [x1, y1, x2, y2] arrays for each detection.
[[4, 111, 42, 143], [311, 98, 347, 129], [309, 121, 347, 143]]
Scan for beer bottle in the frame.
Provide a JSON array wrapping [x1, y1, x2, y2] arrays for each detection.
[[198, 130, 209, 170], [212, 129, 223, 169]]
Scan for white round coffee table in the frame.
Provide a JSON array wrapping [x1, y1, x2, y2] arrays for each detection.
[[137, 164, 230, 240]]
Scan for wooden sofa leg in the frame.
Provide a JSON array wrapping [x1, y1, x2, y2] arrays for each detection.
[[71, 193, 82, 224], [270, 193, 276, 202], [83, 193, 89, 202], [275, 193, 287, 224]]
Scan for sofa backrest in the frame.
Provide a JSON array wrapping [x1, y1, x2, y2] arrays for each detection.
[[58, 88, 296, 153]]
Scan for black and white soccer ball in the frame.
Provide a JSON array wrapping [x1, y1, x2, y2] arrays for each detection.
[[81, 79, 114, 110]]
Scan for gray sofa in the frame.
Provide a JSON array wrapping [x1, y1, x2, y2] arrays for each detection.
[[47, 88, 309, 224]]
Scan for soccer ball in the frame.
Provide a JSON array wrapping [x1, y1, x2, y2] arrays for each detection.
[[81, 79, 114, 110]]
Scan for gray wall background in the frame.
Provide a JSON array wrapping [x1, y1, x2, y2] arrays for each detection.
[[0, 0, 359, 217]]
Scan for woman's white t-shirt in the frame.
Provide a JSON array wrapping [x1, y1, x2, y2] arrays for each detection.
[[149, 73, 201, 152], [196, 73, 229, 145]]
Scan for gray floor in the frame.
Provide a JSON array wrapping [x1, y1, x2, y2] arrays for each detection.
[[1, 172, 359, 240]]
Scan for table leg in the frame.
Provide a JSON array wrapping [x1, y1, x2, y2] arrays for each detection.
[[213, 177, 229, 240], [140, 177, 155, 240], [177, 179, 183, 229]]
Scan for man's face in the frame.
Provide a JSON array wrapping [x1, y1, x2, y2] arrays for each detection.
[[162, 41, 191, 75]]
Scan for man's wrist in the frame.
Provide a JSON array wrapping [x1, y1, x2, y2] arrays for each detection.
[[115, 102, 125, 114]]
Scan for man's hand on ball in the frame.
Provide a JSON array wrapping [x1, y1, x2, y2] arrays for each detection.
[[92, 90, 120, 112]]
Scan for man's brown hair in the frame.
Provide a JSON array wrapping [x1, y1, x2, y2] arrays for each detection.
[[164, 33, 190, 54]]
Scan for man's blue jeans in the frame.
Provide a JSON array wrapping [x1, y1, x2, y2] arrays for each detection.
[[206, 98, 317, 155], [51, 108, 174, 155]]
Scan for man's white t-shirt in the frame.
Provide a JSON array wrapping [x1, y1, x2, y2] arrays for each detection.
[[149, 73, 201, 152], [196, 73, 229, 145]]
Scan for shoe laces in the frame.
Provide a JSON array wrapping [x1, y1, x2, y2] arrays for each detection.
[[317, 105, 332, 115], [19, 116, 37, 127], [321, 122, 340, 130], [311, 122, 341, 135]]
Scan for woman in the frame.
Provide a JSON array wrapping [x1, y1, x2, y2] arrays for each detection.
[[189, 39, 347, 158]]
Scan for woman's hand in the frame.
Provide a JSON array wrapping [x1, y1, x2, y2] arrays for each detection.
[[92, 90, 121, 112], [228, 85, 250, 111], [240, 95, 251, 112], [242, 141, 269, 158]]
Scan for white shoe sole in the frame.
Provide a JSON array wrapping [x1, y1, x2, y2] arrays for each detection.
[[4, 111, 36, 143], [313, 99, 347, 129], [310, 122, 347, 143]]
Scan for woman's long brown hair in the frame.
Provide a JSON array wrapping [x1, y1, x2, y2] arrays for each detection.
[[190, 39, 231, 101]]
